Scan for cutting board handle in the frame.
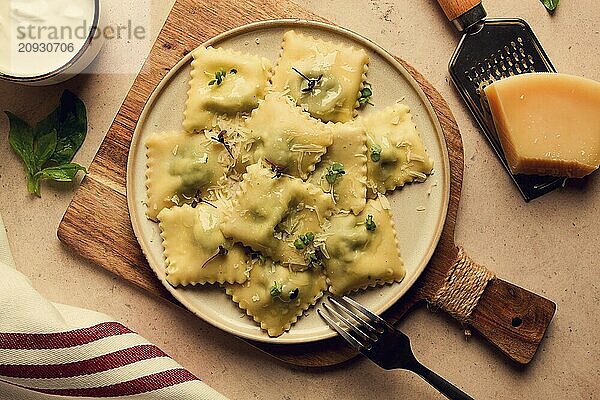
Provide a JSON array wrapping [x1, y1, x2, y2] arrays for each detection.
[[433, 247, 556, 364], [435, 0, 481, 21], [470, 277, 556, 364]]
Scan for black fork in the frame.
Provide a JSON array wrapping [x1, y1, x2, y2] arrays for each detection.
[[318, 296, 474, 400]]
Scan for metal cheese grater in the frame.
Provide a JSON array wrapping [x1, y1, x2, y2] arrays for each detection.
[[438, 0, 566, 201]]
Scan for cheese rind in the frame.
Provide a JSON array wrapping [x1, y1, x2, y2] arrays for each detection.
[[484, 73, 600, 178]]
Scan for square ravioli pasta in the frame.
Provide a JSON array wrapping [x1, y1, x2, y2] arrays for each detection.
[[237, 92, 333, 180], [220, 162, 335, 269], [225, 257, 326, 337], [308, 123, 368, 215], [145, 131, 232, 220], [158, 203, 250, 286], [359, 103, 434, 194], [183, 46, 272, 133], [322, 196, 405, 295], [272, 30, 369, 123]]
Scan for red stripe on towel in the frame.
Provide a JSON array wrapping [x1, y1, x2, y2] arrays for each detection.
[[13, 368, 199, 397], [0, 322, 132, 349], [0, 344, 167, 378]]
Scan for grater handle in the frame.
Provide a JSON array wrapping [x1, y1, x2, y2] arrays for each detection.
[[436, 0, 481, 21]]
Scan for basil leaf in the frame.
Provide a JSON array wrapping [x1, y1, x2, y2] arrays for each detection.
[[27, 175, 41, 197], [32, 129, 57, 171], [541, 0, 559, 12], [34, 108, 58, 140], [49, 90, 87, 165], [31, 108, 59, 172], [6, 111, 35, 176], [35, 163, 86, 182]]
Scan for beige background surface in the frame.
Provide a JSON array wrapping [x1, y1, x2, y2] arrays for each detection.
[[0, 0, 599, 399]]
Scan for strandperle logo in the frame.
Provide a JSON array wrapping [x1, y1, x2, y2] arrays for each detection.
[[15, 20, 147, 41]]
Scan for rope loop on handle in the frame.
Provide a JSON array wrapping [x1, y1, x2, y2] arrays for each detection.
[[431, 247, 496, 324]]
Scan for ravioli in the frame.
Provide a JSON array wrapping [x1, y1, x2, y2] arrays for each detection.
[[220, 162, 335, 269], [238, 92, 333, 179], [359, 103, 434, 194], [309, 123, 368, 214], [226, 257, 327, 337], [183, 46, 272, 133], [322, 196, 405, 295], [145, 131, 231, 220], [158, 203, 249, 286], [272, 30, 369, 122], [143, 35, 437, 337]]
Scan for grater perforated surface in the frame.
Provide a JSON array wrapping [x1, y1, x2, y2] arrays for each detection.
[[449, 18, 565, 201]]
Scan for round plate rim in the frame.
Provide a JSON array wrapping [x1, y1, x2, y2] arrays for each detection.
[[126, 19, 451, 344]]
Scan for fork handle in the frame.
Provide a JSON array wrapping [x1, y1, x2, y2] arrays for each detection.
[[412, 362, 474, 400]]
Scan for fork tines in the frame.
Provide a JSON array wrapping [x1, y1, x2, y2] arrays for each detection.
[[318, 295, 391, 352]]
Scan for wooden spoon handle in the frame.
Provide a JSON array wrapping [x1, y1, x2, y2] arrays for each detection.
[[436, 0, 481, 20], [470, 278, 556, 364]]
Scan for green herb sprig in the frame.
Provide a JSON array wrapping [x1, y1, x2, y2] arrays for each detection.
[[201, 245, 229, 268], [292, 67, 323, 93], [270, 281, 283, 297], [292, 231, 324, 268], [294, 231, 315, 250], [190, 189, 217, 209], [210, 129, 234, 158], [540, 0, 559, 13], [370, 144, 382, 162], [304, 249, 323, 268], [208, 68, 237, 86], [6, 90, 87, 197], [325, 162, 345, 185], [365, 214, 377, 231], [264, 158, 287, 178], [358, 82, 373, 106], [270, 281, 300, 302]]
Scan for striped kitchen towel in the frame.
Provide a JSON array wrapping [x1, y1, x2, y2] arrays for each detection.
[[0, 214, 228, 400]]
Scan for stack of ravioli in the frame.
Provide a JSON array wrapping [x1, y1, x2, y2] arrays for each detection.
[[145, 31, 434, 336]]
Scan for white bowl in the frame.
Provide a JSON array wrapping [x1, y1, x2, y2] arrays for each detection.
[[0, 0, 104, 86]]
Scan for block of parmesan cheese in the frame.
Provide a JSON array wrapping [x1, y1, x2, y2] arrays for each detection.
[[484, 73, 600, 178]]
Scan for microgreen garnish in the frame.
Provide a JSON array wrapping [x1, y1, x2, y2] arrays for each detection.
[[264, 158, 287, 178], [190, 189, 217, 209], [289, 288, 299, 300], [370, 144, 382, 162], [210, 129, 233, 158], [292, 231, 323, 268], [201, 245, 229, 268], [208, 69, 227, 86], [358, 82, 373, 106], [270, 281, 283, 297], [325, 162, 345, 185], [294, 232, 314, 250], [292, 67, 323, 93], [365, 214, 376, 231], [6, 90, 87, 197], [305, 249, 324, 269], [229, 68, 237, 74]]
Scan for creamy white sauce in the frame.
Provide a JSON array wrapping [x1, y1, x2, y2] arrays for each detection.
[[0, 0, 95, 77]]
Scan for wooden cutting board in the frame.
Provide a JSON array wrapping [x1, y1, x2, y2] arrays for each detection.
[[57, 0, 556, 366]]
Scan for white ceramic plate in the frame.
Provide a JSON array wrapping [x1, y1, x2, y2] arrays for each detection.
[[127, 20, 450, 344]]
